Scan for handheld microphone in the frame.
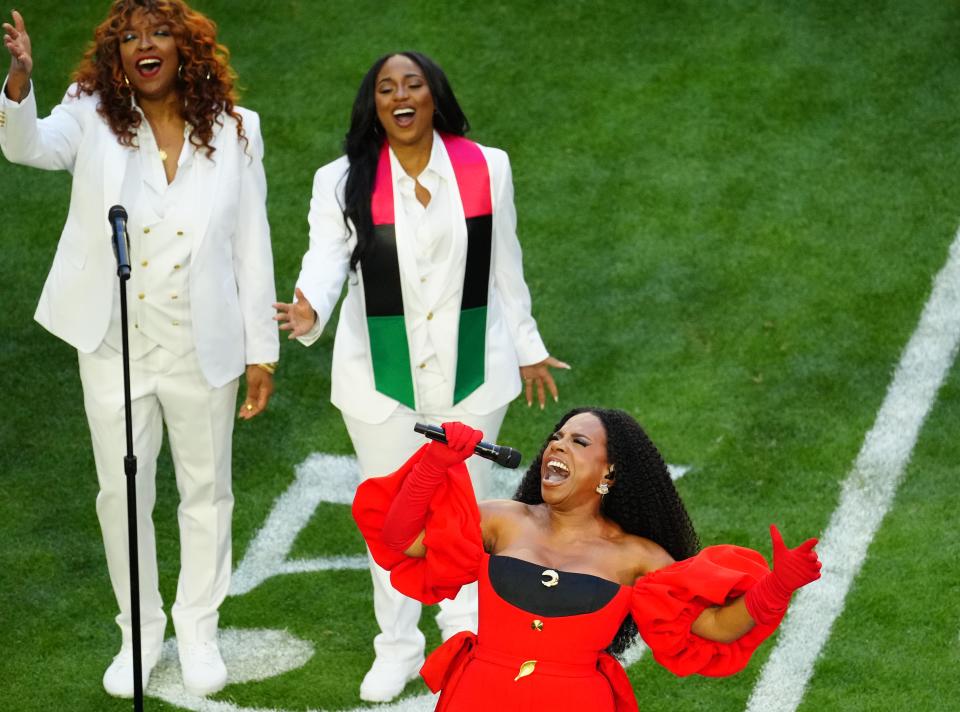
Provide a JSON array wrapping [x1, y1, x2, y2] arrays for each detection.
[[108, 205, 131, 280], [414, 422, 523, 469]]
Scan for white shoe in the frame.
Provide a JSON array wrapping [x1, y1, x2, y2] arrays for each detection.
[[359, 655, 424, 703], [102, 645, 160, 698], [178, 640, 228, 697]]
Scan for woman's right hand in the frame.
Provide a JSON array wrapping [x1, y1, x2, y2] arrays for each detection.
[[3, 11, 32, 101], [273, 287, 318, 339], [422, 422, 484, 470]]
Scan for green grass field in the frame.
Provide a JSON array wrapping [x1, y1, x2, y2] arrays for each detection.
[[2, 1, 959, 710]]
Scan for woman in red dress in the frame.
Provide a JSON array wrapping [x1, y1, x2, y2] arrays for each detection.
[[353, 408, 821, 710]]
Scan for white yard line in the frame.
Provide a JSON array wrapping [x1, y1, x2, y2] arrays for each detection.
[[745, 230, 960, 712]]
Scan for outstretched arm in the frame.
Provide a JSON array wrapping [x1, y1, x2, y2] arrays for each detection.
[[691, 525, 821, 643], [3, 10, 32, 101]]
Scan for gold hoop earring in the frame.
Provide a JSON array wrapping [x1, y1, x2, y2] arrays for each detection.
[[177, 63, 184, 79]]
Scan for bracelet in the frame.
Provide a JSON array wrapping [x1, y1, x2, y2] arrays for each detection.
[[256, 362, 278, 375]]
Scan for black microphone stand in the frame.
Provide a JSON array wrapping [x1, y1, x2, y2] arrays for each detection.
[[115, 228, 145, 712]]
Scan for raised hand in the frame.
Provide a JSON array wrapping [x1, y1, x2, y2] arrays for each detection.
[[381, 422, 483, 553], [744, 524, 822, 626], [3, 11, 32, 100], [422, 422, 483, 470], [273, 287, 318, 339], [768, 524, 821, 593], [519, 355, 571, 409]]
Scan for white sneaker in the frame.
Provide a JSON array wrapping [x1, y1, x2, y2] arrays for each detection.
[[359, 655, 425, 703], [178, 640, 228, 697], [102, 645, 160, 698]]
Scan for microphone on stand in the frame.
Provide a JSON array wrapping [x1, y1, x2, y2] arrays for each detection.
[[108, 205, 131, 280], [414, 423, 523, 469]]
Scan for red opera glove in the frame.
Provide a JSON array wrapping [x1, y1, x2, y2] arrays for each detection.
[[744, 524, 822, 626], [381, 422, 483, 552]]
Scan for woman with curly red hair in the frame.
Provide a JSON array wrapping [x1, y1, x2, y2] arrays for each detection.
[[1, 1, 278, 699]]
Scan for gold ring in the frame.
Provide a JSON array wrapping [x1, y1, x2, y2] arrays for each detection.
[[245, 404, 254, 411]]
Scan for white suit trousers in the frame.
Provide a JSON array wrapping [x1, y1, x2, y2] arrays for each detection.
[[78, 343, 238, 651], [343, 405, 508, 665]]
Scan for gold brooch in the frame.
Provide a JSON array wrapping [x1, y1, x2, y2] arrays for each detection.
[[531, 619, 543, 631], [541, 569, 559, 587], [514, 660, 537, 681]]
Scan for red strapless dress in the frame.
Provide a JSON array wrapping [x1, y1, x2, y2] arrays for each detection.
[[353, 446, 782, 711]]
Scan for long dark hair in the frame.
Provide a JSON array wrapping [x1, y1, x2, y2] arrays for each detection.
[[341, 51, 470, 272], [513, 407, 701, 656]]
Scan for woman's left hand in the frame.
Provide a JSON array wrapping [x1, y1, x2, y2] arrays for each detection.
[[519, 356, 571, 409], [238, 365, 274, 420], [767, 524, 821, 593]]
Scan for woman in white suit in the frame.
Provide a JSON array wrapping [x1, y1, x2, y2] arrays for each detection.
[[274, 51, 568, 703], [1, 1, 278, 699]]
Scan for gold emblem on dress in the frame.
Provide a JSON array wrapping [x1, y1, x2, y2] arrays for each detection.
[[541, 569, 559, 587], [531, 619, 543, 631], [514, 660, 537, 681]]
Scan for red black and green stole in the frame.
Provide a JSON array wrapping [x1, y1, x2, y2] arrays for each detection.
[[361, 133, 492, 409]]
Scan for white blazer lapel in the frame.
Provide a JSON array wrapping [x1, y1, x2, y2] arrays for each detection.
[[101, 137, 135, 232], [187, 122, 225, 254]]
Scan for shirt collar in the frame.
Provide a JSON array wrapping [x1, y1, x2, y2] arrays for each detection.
[[392, 131, 451, 195]]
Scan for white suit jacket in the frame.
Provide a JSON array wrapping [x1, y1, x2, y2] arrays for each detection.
[[296, 135, 548, 424], [0, 83, 278, 387]]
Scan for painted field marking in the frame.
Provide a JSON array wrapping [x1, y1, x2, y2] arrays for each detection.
[[745, 230, 960, 712]]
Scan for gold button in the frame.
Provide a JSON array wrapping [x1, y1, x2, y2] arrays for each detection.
[[137, 293, 145, 300], [426, 311, 433, 320], [531, 619, 543, 631], [143, 227, 150, 234], [419, 362, 426, 369], [141, 260, 148, 267], [420, 276, 426, 283], [172, 320, 180, 326], [176, 230, 184, 236], [134, 323, 139, 329], [173, 264, 181, 270], [171, 294, 178, 300]]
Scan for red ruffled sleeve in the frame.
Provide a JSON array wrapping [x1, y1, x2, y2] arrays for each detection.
[[351, 444, 484, 605], [631, 545, 782, 677]]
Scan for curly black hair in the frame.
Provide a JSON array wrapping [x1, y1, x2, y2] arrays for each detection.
[[513, 407, 700, 657]]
